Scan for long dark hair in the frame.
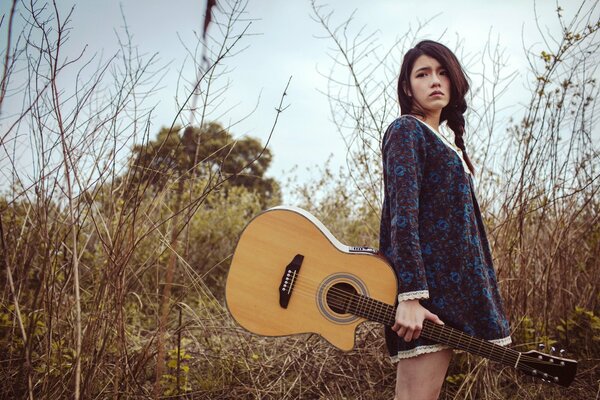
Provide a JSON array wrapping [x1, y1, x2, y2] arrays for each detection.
[[397, 40, 474, 174]]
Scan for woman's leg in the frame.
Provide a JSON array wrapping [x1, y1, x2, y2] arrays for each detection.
[[394, 349, 453, 400]]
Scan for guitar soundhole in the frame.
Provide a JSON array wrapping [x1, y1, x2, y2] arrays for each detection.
[[326, 282, 358, 315]]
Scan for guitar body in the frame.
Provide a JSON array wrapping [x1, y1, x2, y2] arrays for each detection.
[[226, 206, 578, 387], [226, 206, 397, 351]]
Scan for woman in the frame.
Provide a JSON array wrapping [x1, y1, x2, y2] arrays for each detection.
[[379, 40, 511, 400]]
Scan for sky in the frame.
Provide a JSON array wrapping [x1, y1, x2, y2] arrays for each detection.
[[0, 0, 586, 196]]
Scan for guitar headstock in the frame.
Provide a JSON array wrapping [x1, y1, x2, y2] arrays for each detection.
[[519, 349, 577, 387]]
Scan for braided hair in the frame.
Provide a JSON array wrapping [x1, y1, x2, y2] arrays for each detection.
[[397, 40, 474, 174]]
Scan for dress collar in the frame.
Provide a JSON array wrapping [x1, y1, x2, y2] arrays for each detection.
[[405, 115, 472, 175]]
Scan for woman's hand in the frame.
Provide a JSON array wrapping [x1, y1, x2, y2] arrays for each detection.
[[392, 299, 444, 342]]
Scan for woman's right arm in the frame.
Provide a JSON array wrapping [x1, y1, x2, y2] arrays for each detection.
[[383, 117, 443, 341]]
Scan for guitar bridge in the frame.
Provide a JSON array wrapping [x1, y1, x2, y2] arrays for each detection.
[[279, 254, 304, 309]]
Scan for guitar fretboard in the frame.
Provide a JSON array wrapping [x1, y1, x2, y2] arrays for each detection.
[[345, 292, 521, 369]]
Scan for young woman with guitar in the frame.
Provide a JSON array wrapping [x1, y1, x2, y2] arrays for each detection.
[[226, 40, 577, 397], [380, 40, 512, 399]]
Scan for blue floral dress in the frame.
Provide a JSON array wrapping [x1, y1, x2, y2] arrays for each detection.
[[379, 115, 511, 360]]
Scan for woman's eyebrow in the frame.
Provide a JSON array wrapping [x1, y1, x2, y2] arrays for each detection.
[[414, 66, 431, 73], [414, 65, 447, 74]]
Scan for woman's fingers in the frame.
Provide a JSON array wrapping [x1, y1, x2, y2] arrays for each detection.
[[425, 310, 444, 325], [394, 299, 442, 341], [398, 326, 407, 338], [395, 320, 421, 341]]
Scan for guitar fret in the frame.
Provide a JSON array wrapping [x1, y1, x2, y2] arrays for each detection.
[[369, 298, 377, 322], [361, 296, 368, 318], [427, 319, 569, 385], [369, 297, 376, 321], [455, 330, 462, 348], [350, 289, 532, 380]]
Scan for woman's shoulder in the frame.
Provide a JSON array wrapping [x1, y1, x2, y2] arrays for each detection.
[[384, 115, 427, 145], [389, 114, 421, 129]]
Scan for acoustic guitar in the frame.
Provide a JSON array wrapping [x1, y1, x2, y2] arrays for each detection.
[[226, 206, 577, 387]]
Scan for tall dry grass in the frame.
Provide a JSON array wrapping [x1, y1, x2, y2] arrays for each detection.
[[0, 0, 288, 398], [1, 0, 599, 399]]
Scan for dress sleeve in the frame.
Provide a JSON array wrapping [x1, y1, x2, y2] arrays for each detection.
[[382, 117, 429, 302]]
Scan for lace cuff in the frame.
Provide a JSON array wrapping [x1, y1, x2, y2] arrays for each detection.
[[397, 290, 429, 303]]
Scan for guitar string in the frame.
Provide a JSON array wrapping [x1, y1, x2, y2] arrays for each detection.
[[276, 262, 566, 373], [283, 292, 563, 382], [289, 283, 492, 357], [248, 219, 571, 382], [287, 276, 521, 364], [318, 290, 563, 377], [298, 287, 557, 377], [317, 284, 557, 369], [285, 279, 564, 374]]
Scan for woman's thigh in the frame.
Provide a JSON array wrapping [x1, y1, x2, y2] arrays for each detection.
[[394, 349, 453, 400]]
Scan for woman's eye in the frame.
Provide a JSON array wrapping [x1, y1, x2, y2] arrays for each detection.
[[416, 73, 426, 78], [440, 70, 448, 75]]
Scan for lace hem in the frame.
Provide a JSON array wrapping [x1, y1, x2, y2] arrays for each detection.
[[390, 344, 450, 362], [389, 335, 511, 362], [490, 336, 512, 346], [397, 290, 429, 302]]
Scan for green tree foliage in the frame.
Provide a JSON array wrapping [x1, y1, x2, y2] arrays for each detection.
[[126, 122, 280, 206]]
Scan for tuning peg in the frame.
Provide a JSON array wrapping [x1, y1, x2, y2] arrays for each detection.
[[538, 343, 545, 350], [559, 349, 566, 356], [551, 346, 556, 354]]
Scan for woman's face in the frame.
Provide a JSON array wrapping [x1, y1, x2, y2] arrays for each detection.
[[406, 54, 451, 116]]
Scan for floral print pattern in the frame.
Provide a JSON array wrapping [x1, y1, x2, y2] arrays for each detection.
[[379, 115, 511, 359]]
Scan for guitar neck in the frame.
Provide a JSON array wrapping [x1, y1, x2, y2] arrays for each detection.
[[348, 293, 521, 369]]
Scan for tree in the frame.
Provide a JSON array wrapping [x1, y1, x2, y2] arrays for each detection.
[[126, 122, 280, 206]]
